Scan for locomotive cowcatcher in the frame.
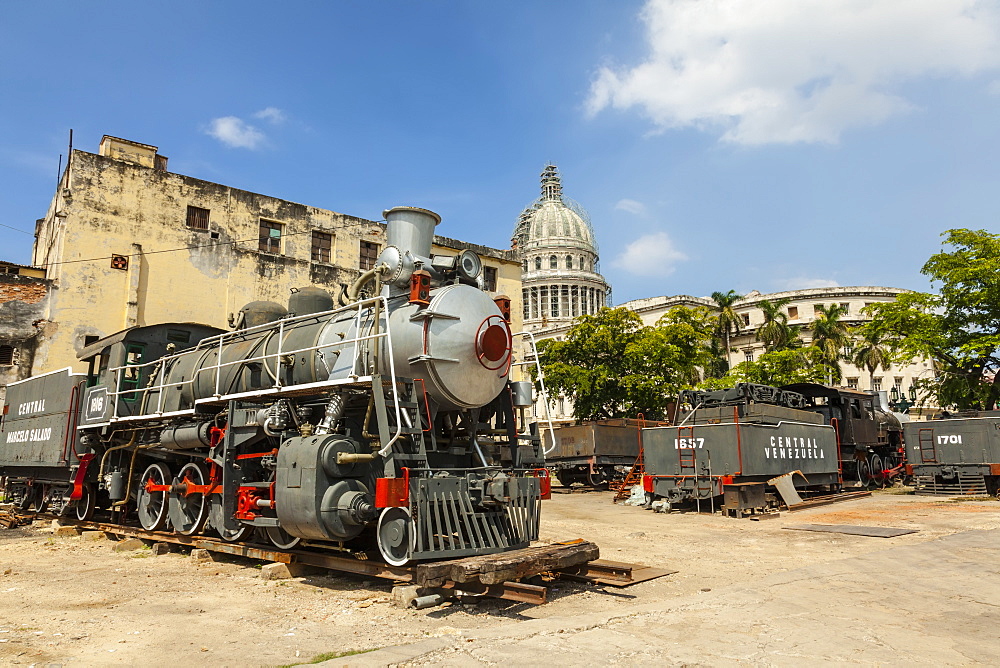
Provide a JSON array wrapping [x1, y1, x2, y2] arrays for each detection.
[[1, 207, 549, 566]]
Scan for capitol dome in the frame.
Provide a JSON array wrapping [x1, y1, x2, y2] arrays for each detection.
[[513, 166, 598, 254], [512, 165, 611, 331]]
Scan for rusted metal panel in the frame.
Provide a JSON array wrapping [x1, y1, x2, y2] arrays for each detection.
[[556, 559, 676, 587], [784, 524, 918, 538]]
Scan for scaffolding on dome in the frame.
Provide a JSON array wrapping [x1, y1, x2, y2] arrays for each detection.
[[510, 164, 600, 257]]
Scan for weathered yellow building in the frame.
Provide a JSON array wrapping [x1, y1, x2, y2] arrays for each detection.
[[30, 136, 522, 376]]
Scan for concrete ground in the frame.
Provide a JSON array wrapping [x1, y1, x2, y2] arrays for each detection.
[[1, 490, 996, 666], [337, 498, 1000, 667]]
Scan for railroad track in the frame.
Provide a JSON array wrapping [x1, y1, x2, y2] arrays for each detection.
[[11, 512, 670, 605]]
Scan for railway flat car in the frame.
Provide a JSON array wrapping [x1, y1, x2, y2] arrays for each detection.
[[545, 419, 656, 488], [903, 411, 1000, 497]]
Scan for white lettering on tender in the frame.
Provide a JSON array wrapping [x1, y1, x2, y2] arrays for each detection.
[[765, 435, 824, 460], [4, 427, 54, 443], [17, 399, 45, 416]]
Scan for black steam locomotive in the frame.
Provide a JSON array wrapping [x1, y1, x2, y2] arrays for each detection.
[[1, 207, 548, 566]]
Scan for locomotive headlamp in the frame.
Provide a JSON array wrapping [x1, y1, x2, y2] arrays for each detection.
[[456, 249, 482, 281], [430, 254, 456, 271]]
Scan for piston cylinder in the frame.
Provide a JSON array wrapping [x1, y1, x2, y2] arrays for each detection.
[[159, 422, 213, 450]]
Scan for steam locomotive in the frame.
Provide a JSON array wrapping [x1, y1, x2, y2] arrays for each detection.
[[1, 207, 548, 565]]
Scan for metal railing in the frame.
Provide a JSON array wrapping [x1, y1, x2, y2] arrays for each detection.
[[97, 296, 404, 450]]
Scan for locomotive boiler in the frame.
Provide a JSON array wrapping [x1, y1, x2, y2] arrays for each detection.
[[1, 207, 548, 565]]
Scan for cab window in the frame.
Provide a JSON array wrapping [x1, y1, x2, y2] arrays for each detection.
[[119, 343, 146, 403]]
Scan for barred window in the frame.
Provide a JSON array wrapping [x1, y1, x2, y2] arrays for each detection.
[[483, 266, 498, 292], [0, 344, 15, 365], [360, 241, 380, 270], [311, 231, 333, 263], [259, 219, 283, 254], [186, 206, 209, 230]]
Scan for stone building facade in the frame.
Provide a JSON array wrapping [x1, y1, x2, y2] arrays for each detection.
[[512, 165, 610, 332], [26, 136, 522, 378], [509, 165, 611, 425], [620, 286, 935, 402]]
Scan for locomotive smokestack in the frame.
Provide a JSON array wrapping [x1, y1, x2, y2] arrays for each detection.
[[383, 206, 440, 259]]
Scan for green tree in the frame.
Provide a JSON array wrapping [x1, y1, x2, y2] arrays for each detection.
[[755, 298, 800, 352], [537, 306, 714, 421], [851, 325, 894, 392], [700, 348, 829, 389], [711, 290, 743, 372], [808, 303, 850, 383], [865, 229, 1000, 410]]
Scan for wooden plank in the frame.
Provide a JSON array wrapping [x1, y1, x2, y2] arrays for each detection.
[[415, 541, 599, 586]]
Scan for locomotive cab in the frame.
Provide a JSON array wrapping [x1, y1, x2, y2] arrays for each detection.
[[782, 383, 904, 485], [77, 323, 225, 425]]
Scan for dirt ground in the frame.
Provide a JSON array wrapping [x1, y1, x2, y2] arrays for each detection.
[[0, 488, 997, 667]]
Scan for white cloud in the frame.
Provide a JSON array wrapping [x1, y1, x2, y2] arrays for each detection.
[[588, 0, 1000, 144], [773, 277, 840, 291], [613, 231, 687, 276], [206, 116, 265, 149], [254, 107, 287, 124], [615, 198, 647, 215]]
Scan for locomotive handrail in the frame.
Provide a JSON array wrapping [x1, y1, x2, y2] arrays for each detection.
[[97, 296, 404, 446], [512, 330, 557, 456]]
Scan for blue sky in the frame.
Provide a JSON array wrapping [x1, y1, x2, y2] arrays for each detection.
[[2, 1, 999, 304]]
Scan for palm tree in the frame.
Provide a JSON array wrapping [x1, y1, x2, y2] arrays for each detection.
[[755, 298, 797, 352], [810, 303, 850, 383], [711, 290, 743, 373], [852, 327, 893, 392]]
